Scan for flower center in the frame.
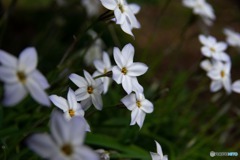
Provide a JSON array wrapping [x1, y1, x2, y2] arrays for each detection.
[[118, 3, 125, 13], [136, 100, 141, 108], [104, 68, 108, 74], [121, 67, 128, 75], [68, 109, 75, 117], [61, 144, 73, 156], [220, 70, 225, 78], [210, 47, 216, 53], [87, 86, 94, 94], [17, 71, 26, 83]]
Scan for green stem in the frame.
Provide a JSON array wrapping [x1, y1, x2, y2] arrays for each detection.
[[93, 71, 112, 80]]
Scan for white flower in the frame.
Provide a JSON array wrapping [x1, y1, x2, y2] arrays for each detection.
[[200, 59, 213, 72], [84, 30, 104, 66], [150, 141, 168, 160], [81, 0, 101, 17], [232, 80, 240, 93], [93, 51, 112, 94], [207, 61, 232, 94], [121, 92, 153, 128], [199, 35, 230, 62], [100, 0, 140, 36], [183, 0, 215, 25], [0, 47, 50, 106], [112, 43, 148, 94], [49, 88, 90, 131], [224, 28, 240, 48], [69, 70, 103, 110], [26, 110, 99, 160]]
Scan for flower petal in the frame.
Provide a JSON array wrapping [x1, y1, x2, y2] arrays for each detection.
[[18, 47, 38, 74], [141, 99, 154, 113], [112, 66, 123, 84], [26, 77, 50, 106], [3, 82, 27, 106], [130, 108, 139, 126], [155, 141, 164, 158], [210, 80, 222, 92], [0, 50, 17, 68], [122, 43, 134, 66], [100, 0, 117, 10], [81, 98, 92, 111], [26, 133, 57, 159], [120, 20, 134, 37], [113, 47, 124, 68], [84, 70, 95, 85], [114, 8, 125, 24], [128, 62, 148, 76], [232, 80, 240, 93], [121, 93, 136, 110], [132, 77, 144, 93], [30, 70, 50, 89], [49, 95, 68, 112], [136, 110, 145, 128], [94, 59, 105, 73], [150, 152, 161, 160], [69, 73, 88, 88], [129, 4, 140, 14], [91, 94, 103, 110], [75, 88, 89, 101], [103, 51, 111, 68], [0, 66, 18, 83], [74, 146, 99, 160], [126, 9, 140, 29], [222, 77, 232, 94], [122, 76, 133, 94], [67, 88, 78, 110], [69, 116, 86, 145]]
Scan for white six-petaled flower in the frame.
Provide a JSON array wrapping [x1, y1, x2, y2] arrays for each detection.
[[121, 92, 153, 128], [207, 60, 232, 94], [93, 51, 112, 94], [100, 0, 140, 36], [26, 110, 99, 160], [0, 47, 50, 106], [150, 141, 168, 160], [69, 70, 103, 110], [183, 0, 215, 26], [224, 28, 240, 49], [199, 35, 230, 62], [112, 43, 148, 94], [49, 88, 90, 131]]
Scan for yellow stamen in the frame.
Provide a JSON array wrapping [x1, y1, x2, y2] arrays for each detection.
[[104, 68, 108, 74], [68, 109, 75, 117], [210, 47, 215, 52], [136, 100, 141, 108], [118, 4, 124, 13], [61, 144, 73, 156], [121, 67, 127, 75], [220, 70, 225, 78], [17, 71, 26, 83], [87, 86, 94, 94]]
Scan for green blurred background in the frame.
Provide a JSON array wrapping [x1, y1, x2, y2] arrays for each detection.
[[0, 0, 240, 159]]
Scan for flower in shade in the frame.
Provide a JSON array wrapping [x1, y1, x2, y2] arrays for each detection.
[[93, 51, 112, 94], [100, 0, 140, 36], [121, 92, 153, 128], [112, 43, 148, 94], [150, 141, 168, 160], [224, 28, 240, 48], [49, 88, 90, 131], [26, 110, 99, 160], [69, 70, 103, 110], [232, 80, 240, 94], [182, 0, 215, 25], [199, 35, 230, 62], [207, 60, 232, 94], [0, 47, 50, 106]]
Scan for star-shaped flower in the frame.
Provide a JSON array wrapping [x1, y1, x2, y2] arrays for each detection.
[[49, 88, 90, 131], [93, 51, 112, 94], [199, 35, 230, 62], [207, 61, 232, 94], [100, 0, 140, 36], [224, 28, 240, 48], [112, 43, 148, 94], [26, 110, 99, 160], [69, 70, 103, 110], [121, 92, 153, 128], [0, 47, 50, 106], [150, 141, 168, 160], [183, 0, 215, 25]]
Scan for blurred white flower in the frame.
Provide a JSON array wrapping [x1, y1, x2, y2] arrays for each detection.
[[121, 92, 153, 128], [100, 0, 140, 36], [199, 35, 230, 62], [95, 149, 110, 160], [183, 0, 215, 25], [0, 47, 50, 106], [112, 43, 148, 94], [200, 59, 213, 72], [81, 0, 101, 17], [207, 61, 232, 94], [69, 70, 103, 110], [150, 141, 168, 160], [49, 88, 90, 131], [84, 30, 104, 66], [224, 28, 240, 48], [93, 51, 112, 94], [26, 110, 99, 160], [232, 80, 240, 93]]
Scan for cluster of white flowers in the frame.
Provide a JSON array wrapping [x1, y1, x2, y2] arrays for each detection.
[[0, 0, 170, 159]]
